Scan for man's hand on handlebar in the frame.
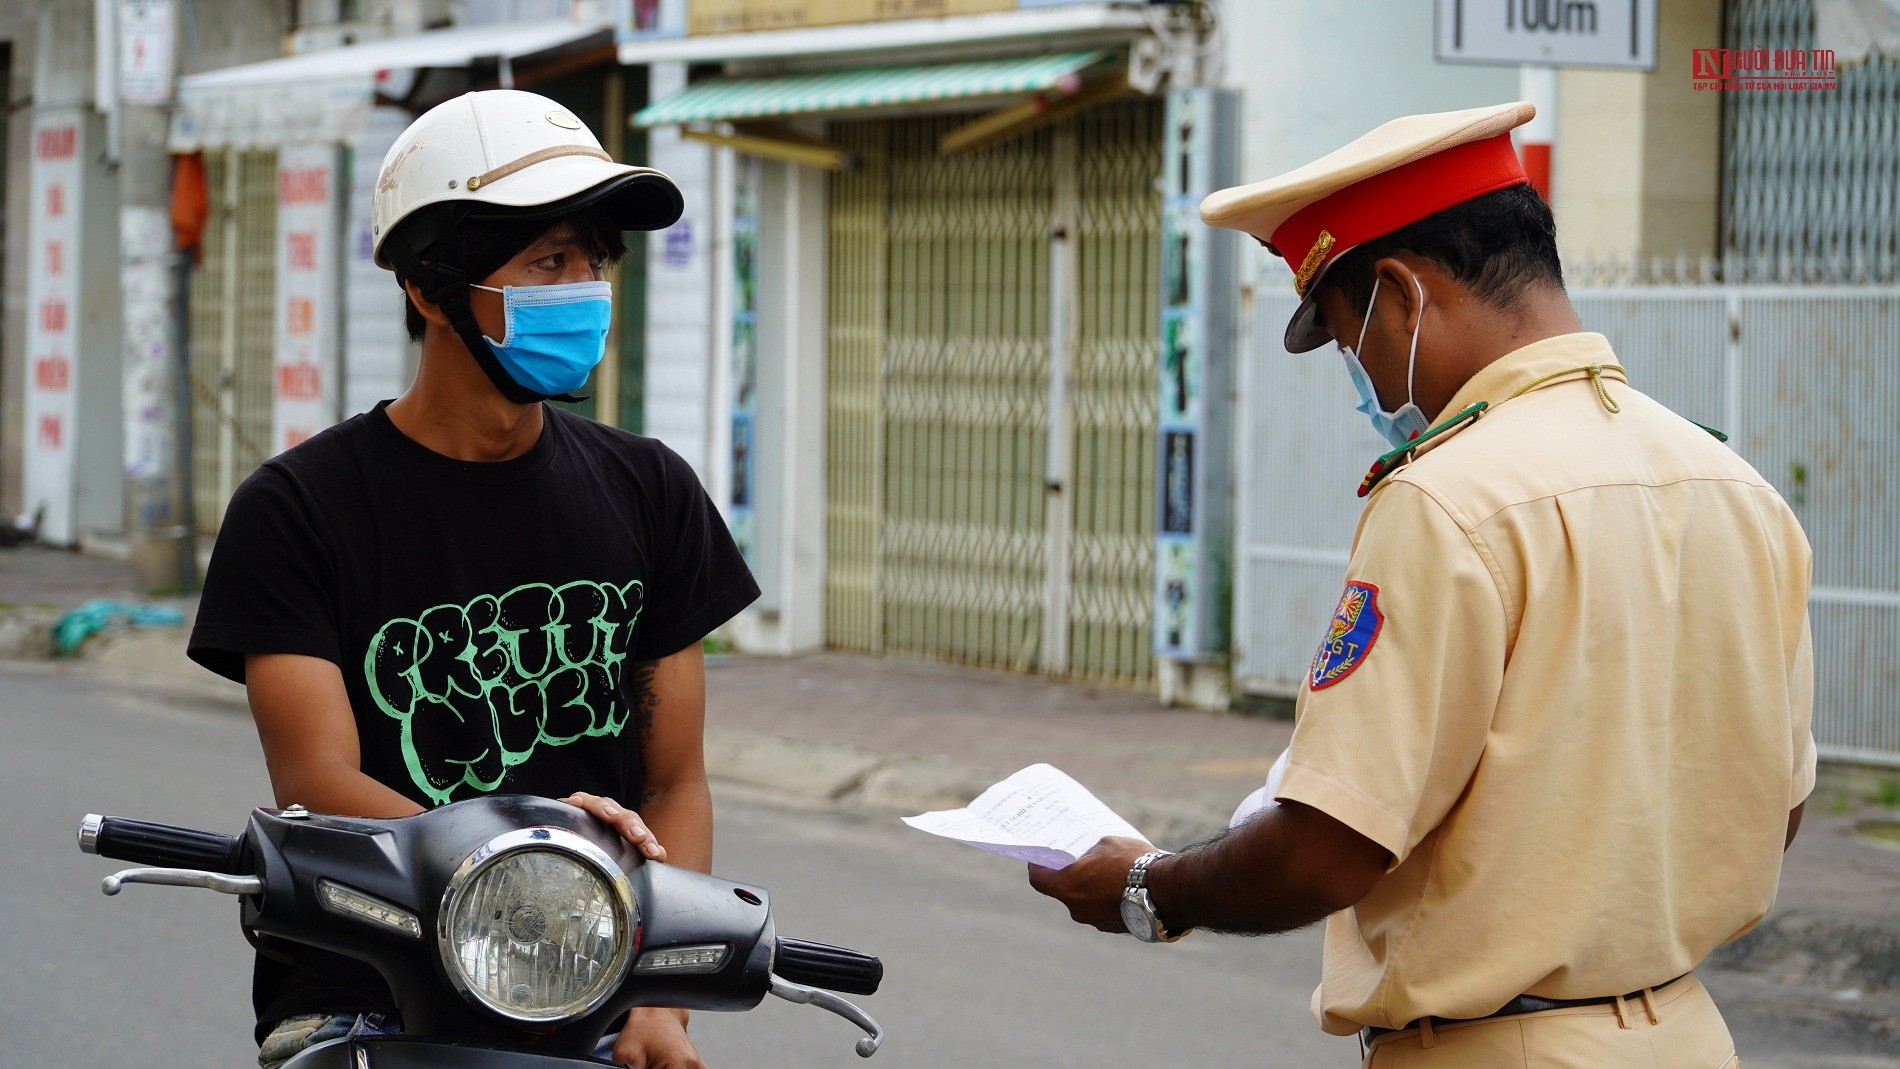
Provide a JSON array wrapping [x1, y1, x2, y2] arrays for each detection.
[[614, 1006, 705, 1069], [563, 792, 667, 862]]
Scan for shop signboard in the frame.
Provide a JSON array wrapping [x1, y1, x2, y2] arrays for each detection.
[[23, 112, 84, 543], [272, 145, 341, 456], [622, 0, 1108, 38]]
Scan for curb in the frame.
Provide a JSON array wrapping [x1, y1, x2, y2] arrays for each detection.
[[703, 731, 1232, 851], [0, 606, 61, 659]]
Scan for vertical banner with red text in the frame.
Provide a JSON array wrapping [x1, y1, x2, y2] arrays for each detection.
[[273, 144, 340, 455], [23, 111, 84, 543]]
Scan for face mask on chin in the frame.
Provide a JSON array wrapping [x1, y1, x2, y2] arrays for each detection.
[[1339, 275, 1431, 451], [470, 279, 612, 397]]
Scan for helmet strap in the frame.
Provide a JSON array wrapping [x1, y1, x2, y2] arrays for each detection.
[[386, 232, 587, 406]]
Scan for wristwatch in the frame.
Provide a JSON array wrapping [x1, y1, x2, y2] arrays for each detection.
[[1120, 850, 1191, 943]]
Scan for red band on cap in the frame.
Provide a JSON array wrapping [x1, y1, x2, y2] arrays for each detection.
[[1271, 133, 1530, 292]]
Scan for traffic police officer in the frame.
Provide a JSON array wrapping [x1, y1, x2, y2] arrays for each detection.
[[1027, 102, 1814, 1067]]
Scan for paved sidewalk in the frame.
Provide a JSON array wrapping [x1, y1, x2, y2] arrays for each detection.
[[0, 544, 149, 607], [704, 650, 1290, 828]]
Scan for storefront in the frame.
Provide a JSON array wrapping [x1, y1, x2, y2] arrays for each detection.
[[626, 1, 1235, 689]]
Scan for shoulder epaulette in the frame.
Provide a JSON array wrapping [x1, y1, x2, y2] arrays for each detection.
[[1356, 401, 1488, 498]]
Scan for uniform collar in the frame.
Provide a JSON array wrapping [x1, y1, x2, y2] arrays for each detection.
[[1436, 331, 1624, 418], [1354, 332, 1626, 498]]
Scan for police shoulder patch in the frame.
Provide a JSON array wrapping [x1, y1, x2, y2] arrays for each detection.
[[1308, 581, 1383, 691]]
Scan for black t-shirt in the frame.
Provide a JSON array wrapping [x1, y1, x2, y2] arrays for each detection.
[[189, 402, 758, 1039]]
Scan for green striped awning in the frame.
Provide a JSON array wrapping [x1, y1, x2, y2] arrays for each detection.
[[633, 50, 1112, 128]]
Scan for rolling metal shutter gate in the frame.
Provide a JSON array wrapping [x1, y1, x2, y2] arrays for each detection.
[[187, 148, 278, 534], [1723, 0, 1900, 281], [825, 102, 1161, 684]]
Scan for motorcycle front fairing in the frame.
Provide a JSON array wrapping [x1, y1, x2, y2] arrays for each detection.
[[243, 795, 778, 1058]]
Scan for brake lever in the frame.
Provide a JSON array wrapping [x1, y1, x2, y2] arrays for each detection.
[[101, 867, 264, 897], [768, 974, 885, 1057]]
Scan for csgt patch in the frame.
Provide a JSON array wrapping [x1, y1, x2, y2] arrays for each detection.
[[1309, 581, 1382, 690]]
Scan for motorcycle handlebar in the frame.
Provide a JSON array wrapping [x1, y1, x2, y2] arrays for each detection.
[[79, 814, 244, 875], [774, 937, 883, 996]]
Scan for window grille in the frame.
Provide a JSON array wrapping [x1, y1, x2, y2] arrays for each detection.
[[1722, 0, 1900, 282]]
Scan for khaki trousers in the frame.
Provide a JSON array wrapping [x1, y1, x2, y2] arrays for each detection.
[[1360, 974, 1739, 1069]]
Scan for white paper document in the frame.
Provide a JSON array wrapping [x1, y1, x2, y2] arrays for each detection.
[[901, 763, 1149, 870]]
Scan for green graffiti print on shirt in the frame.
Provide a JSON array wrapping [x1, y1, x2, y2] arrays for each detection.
[[364, 580, 645, 805]]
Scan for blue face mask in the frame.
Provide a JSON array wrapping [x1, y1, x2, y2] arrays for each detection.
[[470, 280, 612, 396], [1341, 276, 1430, 451]]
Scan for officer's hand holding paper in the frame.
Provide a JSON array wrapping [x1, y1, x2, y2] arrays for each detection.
[[902, 763, 1150, 869]]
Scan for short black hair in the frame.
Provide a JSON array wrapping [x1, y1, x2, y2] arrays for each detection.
[[396, 205, 628, 342], [1320, 184, 1564, 313]]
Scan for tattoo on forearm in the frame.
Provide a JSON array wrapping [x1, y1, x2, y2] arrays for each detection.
[[628, 659, 661, 744]]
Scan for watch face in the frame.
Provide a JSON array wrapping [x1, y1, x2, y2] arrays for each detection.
[[1120, 891, 1153, 941]]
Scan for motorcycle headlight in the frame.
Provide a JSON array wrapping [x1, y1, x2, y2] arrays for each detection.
[[439, 828, 638, 1023]]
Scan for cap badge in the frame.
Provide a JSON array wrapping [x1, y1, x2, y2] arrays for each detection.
[[547, 111, 583, 130], [1293, 230, 1337, 298]]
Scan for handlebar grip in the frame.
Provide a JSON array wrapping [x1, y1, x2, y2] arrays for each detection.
[[775, 937, 883, 996], [79, 814, 244, 875]]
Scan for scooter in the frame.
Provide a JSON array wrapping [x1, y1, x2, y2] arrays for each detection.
[[77, 794, 885, 1067]]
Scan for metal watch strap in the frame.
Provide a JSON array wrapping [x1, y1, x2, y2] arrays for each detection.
[[1127, 850, 1167, 892], [1123, 850, 1188, 942]]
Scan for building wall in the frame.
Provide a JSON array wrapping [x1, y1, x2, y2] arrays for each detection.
[[0, 8, 38, 523], [1220, 0, 1520, 282], [345, 107, 421, 418], [731, 156, 828, 653], [185, 0, 288, 73], [0, 0, 286, 527], [1552, 0, 1724, 264], [27, 2, 123, 542], [642, 61, 717, 479], [1219, 0, 1723, 271]]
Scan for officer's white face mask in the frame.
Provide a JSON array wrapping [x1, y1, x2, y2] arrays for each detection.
[[1340, 276, 1431, 450]]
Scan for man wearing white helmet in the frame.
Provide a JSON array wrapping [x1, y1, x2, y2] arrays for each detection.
[[189, 91, 755, 1069]]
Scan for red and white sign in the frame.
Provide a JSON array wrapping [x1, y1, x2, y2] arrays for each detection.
[[118, 0, 174, 105], [273, 145, 340, 455], [24, 112, 83, 542]]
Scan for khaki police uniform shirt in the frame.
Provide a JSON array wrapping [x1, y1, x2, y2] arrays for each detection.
[[1278, 332, 1816, 1036]]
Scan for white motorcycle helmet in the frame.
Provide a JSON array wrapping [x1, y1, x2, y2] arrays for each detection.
[[372, 89, 683, 402]]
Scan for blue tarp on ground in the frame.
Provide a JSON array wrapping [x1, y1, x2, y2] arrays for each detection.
[[52, 599, 185, 656]]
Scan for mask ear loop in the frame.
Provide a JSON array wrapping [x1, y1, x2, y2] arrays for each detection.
[[1405, 274, 1425, 410], [1353, 278, 1381, 358]]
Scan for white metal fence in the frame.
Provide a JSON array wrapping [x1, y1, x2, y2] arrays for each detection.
[[1234, 285, 1900, 767]]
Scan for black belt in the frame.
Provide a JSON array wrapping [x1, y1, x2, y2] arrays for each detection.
[[1360, 974, 1690, 1045]]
